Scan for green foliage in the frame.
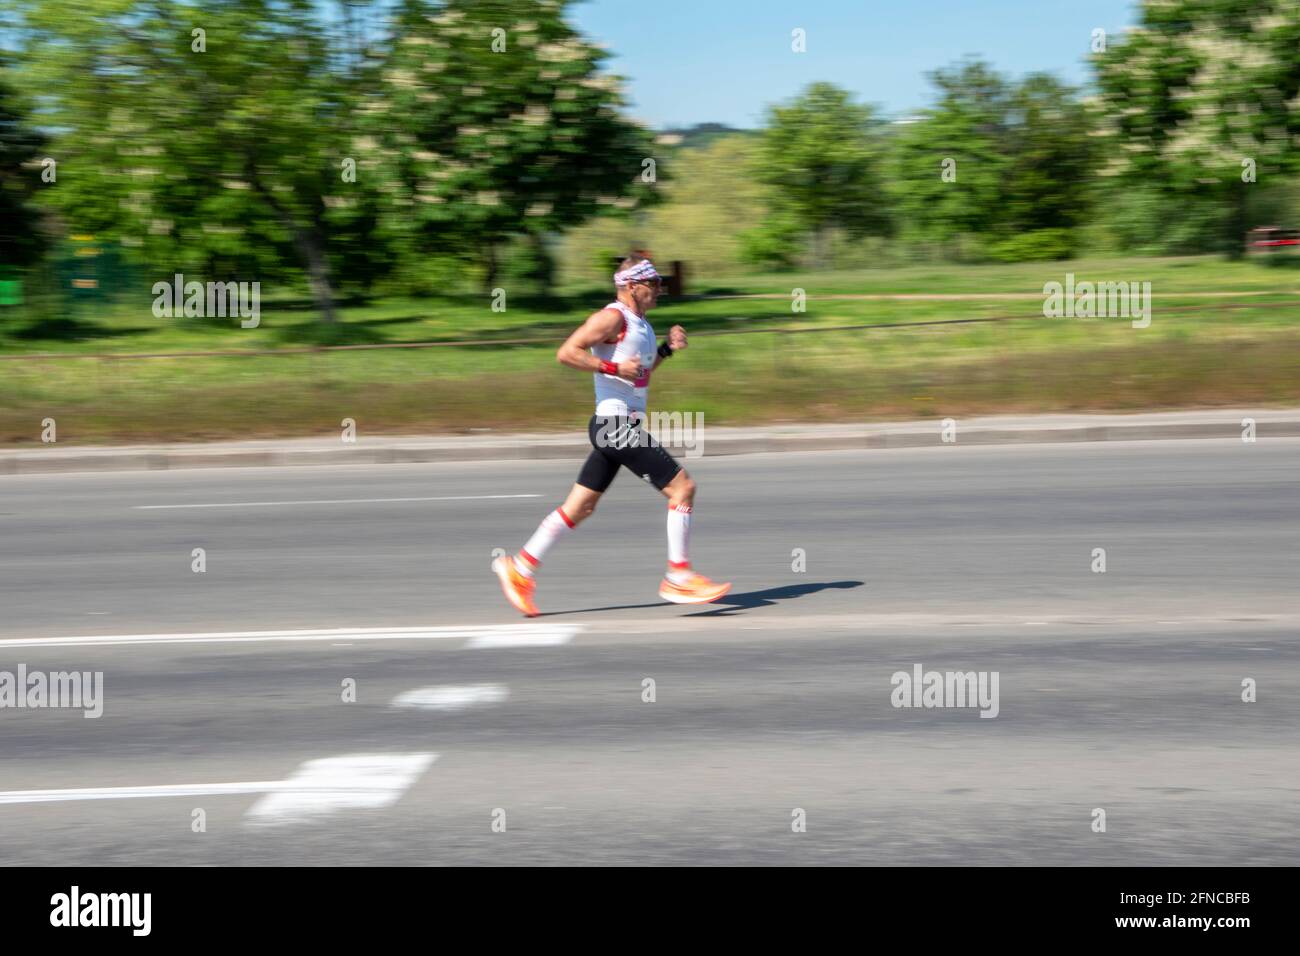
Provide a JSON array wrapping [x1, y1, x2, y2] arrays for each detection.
[[499, 234, 556, 293], [1001, 74, 1096, 242], [559, 133, 773, 281], [5, 0, 382, 321], [890, 60, 1011, 251], [739, 211, 806, 271], [1090, 181, 1228, 256], [0, 58, 47, 268], [372, 0, 659, 288], [890, 62, 1093, 261], [659, 123, 756, 151], [753, 83, 892, 266], [1094, 0, 1300, 255], [4, 0, 1298, 329], [987, 229, 1074, 263], [644, 135, 771, 275], [2, 0, 655, 316]]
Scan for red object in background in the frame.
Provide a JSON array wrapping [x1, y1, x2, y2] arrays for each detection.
[[1247, 226, 1300, 250]]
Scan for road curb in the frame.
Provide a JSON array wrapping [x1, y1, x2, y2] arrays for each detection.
[[2, 413, 1296, 475]]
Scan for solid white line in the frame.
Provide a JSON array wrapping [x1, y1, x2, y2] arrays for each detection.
[[0, 753, 437, 825], [0, 624, 581, 649], [134, 494, 540, 510], [0, 782, 278, 805]]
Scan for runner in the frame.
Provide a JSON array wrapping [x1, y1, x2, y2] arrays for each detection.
[[491, 252, 731, 617]]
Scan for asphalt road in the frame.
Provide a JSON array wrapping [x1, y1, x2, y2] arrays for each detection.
[[0, 439, 1296, 864]]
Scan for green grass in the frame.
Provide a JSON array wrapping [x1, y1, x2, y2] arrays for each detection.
[[2, 255, 1298, 444], [694, 254, 1300, 296]]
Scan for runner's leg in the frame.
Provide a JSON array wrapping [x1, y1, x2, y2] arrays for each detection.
[[600, 417, 726, 600], [661, 469, 696, 581], [512, 418, 617, 578], [492, 419, 619, 616]]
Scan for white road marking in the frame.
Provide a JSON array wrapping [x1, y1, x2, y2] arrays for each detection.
[[466, 628, 575, 649], [0, 781, 277, 805], [391, 683, 509, 712], [245, 753, 436, 826], [0, 624, 581, 649], [0, 752, 436, 827], [134, 494, 540, 510]]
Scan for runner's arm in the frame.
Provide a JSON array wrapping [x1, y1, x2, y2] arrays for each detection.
[[652, 324, 687, 370], [557, 309, 641, 381]]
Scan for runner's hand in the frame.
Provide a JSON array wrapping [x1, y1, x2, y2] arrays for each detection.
[[616, 358, 643, 381], [667, 325, 687, 351]]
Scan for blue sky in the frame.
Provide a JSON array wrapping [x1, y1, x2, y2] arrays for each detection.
[[570, 0, 1139, 128]]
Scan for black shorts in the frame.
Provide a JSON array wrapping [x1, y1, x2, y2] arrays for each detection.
[[576, 414, 683, 493]]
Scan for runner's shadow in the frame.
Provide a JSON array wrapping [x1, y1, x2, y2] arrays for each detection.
[[684, 580, 863, 617], [539, 580, 863, 618]]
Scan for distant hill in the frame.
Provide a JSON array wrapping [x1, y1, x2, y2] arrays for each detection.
[[655, 123, 757, 150]]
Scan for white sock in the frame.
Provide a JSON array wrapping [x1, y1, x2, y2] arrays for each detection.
[[516, 507, 575, 577], [667, 503, 692, 582]]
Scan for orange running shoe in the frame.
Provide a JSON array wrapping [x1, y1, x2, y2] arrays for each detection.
[[492, 556, 539, 617], [658, 570, 732, 605]]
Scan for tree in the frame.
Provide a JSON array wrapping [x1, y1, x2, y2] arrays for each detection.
[[0, 58, 47, 269], [889, 60, 1096, 261], [7, 0, 396, 323], [1093, 0, 1300, 256], [753, 82, 892, 268], [371, 0, 660, 290], [998, 74, 1096, 256], [561, 133, 772, 280], [889, 60, 1012, 257]]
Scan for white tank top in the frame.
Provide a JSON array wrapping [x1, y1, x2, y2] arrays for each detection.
[[590, 300, 656, 416]]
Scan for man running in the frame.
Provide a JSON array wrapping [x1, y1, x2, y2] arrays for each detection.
[[491, 253, 731, 617]]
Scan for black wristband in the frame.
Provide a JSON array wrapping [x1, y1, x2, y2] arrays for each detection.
[[657, 341, 674, 359]]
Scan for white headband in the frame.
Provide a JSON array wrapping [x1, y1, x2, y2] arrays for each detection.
[[614, 259, 659, 287]]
